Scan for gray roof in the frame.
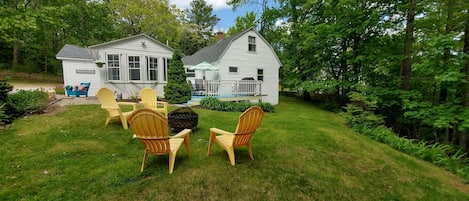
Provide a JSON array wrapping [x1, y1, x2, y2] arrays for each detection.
[[89, 34, 173, 52], [56, 44, 95, 60], [182, 28, 255, 66], [56, 34, 173, 61]]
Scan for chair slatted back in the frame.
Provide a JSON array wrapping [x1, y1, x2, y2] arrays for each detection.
[[233, 106, 264, 147], [96, 88, 120, 116], [140, 88, 158, 109], [129, 109, 171, 154]]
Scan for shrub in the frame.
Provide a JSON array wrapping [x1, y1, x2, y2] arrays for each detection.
[[0, 78, 13, 103], [164, 49, 192, 103], [342, 91, 384, 127], [352, 124, 469, 181], [5, 90, 49, 119], [200, 97, 274, 112], [0, 104, 9, 126]]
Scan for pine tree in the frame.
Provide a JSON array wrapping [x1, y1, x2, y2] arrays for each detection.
[[164, 49, 192, 103]]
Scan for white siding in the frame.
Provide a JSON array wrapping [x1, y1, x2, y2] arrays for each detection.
[[62, 60, 101, 96], [218, 30, 280, 104], [92, 36, 173, 99]]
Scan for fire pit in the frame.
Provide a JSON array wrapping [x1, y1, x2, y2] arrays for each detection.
[[168, 107, 198, 133]]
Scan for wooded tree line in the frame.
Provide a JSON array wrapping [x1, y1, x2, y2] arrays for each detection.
[[0, 0, 220, 74], [245, 0, 468, 152], [1, 0, 469, 152]]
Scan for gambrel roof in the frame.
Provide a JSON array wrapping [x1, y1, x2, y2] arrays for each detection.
[[182, 27, 281, 66]]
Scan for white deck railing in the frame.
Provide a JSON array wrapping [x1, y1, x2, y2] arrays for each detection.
[[192, 80, 262, 97]]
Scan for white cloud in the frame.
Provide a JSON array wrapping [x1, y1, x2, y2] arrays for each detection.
[[169, 0, 230, 10]]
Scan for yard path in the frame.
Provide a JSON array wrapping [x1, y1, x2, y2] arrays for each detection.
[[11, 83, 58, 91], [11, 83, 100, 106]]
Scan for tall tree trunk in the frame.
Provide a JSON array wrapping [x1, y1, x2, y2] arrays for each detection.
[[12, 41, 19, 67], [400, 0, 416, 91], [439, 0, 454, 104], [395, 0, 417, 135], [289, 0, 310, 101], [459, 9, 469, 151]]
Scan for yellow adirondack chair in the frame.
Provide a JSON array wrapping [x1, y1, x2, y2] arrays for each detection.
[[139, 88, 168, 117], [96, 87, 137, 129], [207, 106, 265, 165], [128, 109, 191, 173]]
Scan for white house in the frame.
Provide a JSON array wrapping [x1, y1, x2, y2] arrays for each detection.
[[183, 28, 281, 104], [56, 34, 174, 99], [56, 28, 281, 104]]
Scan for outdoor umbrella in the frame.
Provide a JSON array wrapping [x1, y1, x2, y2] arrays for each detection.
[[188, 62, 219, 80]]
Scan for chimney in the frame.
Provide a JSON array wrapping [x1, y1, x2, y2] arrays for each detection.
[[216, 31, 224, 41]]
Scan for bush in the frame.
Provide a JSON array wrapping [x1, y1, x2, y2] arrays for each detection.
[[0, 78, 13, 103], [164, 49, 191, 103], [352, 124, 469, 182], [200, 97, 274, 112], [5, 90, 49, 119], [0, 104, 9, 126]]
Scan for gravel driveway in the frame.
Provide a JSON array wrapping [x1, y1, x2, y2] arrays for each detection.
[[11, 83, 99, 106]]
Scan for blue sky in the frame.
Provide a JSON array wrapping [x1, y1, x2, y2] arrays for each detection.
[[169, 0, 258, 32]]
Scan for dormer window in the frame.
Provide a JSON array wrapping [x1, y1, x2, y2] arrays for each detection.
[[248, 36, 256, 52]]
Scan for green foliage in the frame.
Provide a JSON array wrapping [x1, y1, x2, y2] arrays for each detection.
[[5, 90, 48, 118], [227, 11, 257, 35], [0, 97, 468, 200], [0, 103, 8, 125], [353, 124, 469, 182], [109, 0, 180, 48], [0, 78, 13, 103], [163, 49, 191, 104], [183, 0, 219, 38], [342, 91, 384, 127], [200, 97, 274, 112]]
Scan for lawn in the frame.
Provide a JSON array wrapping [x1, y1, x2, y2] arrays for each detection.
[[0, 96, 468, 200]]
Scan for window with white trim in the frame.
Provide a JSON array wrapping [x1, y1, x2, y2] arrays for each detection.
[[163, 58, 171, 81], [107, 54, 120, 80], [248, 36, 256, 52], [128, 56, 140, 80], [257, 68, 264, 81], [147, 56, 158, 81]]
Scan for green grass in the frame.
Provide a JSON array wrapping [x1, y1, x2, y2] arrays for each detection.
[[0, 96, 468, 200]]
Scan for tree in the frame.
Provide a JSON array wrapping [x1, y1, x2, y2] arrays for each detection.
[[179, 24, 207, 55], [184, 0, 219, 38], [164, 49, 192, 104], [110, 0, 181, 48], [400, 0, 417, 91], [227, 11, 257, 35], [180, 0, 219, 54], [227, 0, 269, 33]]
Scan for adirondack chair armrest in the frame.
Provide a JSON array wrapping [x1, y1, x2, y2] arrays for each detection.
[[101, 105, 119, 110], [158, 101, 168, 109], [132, 134, 170, 140], [172, 128, 192, 138], [210, 128, 235, 136]]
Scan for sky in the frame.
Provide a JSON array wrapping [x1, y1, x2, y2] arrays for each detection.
[[169, 0, 258, 32]]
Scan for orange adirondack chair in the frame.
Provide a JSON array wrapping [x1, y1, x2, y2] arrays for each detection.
[[139, 88, 168, 117], [128, 109, 191, 173], [96, 87, 137, 129], [207, 106, 265, 165]]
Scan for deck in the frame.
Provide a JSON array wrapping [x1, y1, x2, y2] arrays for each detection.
[[187, 79, 264, 105]]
